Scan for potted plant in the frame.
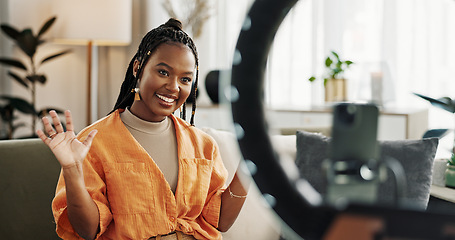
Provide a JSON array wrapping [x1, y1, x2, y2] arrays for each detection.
[[414, 93, 454, 152], [0, 16, 70, 139], [309, 51, 354, 102], [414, 93, 455, 187]]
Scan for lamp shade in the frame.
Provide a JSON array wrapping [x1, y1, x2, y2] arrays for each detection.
[[51, 0, 132, 46]]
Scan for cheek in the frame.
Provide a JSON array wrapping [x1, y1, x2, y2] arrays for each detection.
[[139, 76, 158, 93], [181, 85, 193, 99]]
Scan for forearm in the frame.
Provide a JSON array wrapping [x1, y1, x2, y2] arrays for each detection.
[[218, 170, 251, 232], [63, 164, 100, 240]]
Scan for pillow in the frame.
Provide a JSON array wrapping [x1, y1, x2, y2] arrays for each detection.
[[295, 131, 439, 209]]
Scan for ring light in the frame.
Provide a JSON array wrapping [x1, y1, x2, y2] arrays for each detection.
[[228, 0, 455, 239], [229, 0, 336, 238]]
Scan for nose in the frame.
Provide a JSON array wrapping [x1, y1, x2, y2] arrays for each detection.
[[166, 77, 179, 92]]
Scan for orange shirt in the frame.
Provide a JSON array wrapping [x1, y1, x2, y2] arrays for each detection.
[[52, 110, 228, 240]]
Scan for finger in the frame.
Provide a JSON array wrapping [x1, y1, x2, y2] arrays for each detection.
[[65, 110, 74, 132], [50, 110, 64, 133], [42, 116, 56, 136], [82, 130, 98, 148], [36, 129, 51, 145]]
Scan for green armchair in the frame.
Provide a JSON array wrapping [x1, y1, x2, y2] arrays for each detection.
[[0, 138, 61, 239]]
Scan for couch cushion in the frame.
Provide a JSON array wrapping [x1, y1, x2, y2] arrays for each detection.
[[295, 131, 438, 209], [0, 138, 61, 239]]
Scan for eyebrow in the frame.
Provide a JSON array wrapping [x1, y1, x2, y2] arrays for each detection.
[[156, 62, 194, 75]]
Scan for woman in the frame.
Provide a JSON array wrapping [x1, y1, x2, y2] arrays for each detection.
[[37, 18, 249, 240]]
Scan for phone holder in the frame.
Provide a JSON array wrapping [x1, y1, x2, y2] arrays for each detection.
[[324, 157, 387, 206], [324, 103, 382, 206]]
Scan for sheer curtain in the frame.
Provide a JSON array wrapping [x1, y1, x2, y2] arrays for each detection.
[[263, 0, 455, 129]]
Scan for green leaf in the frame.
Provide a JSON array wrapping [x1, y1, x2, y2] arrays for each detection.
[[40, 49, 72, 65], [449, 154, 455, 166], [0, 96, 36, 115], [323, 78, 328, 86], [38, 108, 65, 117], [345, 60, 354, 66], [7, 71, 28, 88], [26, 74, 46, 84], [308, 76, 316, 82], [0, 58, 27, 70], [331, 51, 340, 61], [37, 16, 56, 38], [413, 93, 455, 113], [16, 29, 38, 57], [0, 24, 20, 40], [325, 57, 333, 67]]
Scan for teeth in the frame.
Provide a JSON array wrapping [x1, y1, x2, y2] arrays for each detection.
[[156, 94, 175, 103]]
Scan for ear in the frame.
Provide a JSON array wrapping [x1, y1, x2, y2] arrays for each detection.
[[132, 59, 140, 78]]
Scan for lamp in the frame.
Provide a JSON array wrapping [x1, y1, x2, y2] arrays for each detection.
[[51, 0, 132, 125]]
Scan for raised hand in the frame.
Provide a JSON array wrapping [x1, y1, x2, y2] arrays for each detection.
[[36, 110, 97, 169]]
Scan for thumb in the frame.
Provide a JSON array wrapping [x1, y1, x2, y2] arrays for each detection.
[[82, 129, 98, 148]]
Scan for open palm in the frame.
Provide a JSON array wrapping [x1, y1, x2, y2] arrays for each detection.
[[37, 110, 97, 169]]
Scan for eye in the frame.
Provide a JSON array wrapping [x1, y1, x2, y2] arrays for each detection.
[[158, 69, 169, 76], [181, 77, 192, 84]]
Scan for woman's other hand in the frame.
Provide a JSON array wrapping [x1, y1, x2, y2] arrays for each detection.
[[36, 110, 97, 169]]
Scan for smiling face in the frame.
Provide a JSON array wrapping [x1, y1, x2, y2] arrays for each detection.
[[130, 42, 196, 122]]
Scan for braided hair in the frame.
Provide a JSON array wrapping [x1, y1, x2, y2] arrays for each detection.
[[112, 18, 199, 125]]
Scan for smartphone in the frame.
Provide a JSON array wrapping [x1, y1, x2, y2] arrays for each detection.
[[329, 103, 379, 162], [325, 103, 381, 205]]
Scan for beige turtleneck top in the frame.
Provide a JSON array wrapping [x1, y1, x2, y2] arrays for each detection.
[[120, 108, 179, 192]]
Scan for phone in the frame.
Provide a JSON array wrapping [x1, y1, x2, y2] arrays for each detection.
[[329, 103, 379, 162], [325, 103, 381, 205]]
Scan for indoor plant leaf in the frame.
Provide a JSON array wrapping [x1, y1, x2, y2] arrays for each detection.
[[16, 29, 37, 57], [38, 108, 64, 117], [422, 128, 451, 139], [37, 16, 56, 38], [26, 74, 46, 84], [325, 57, 333, 67], [0, 96, 36, 115], [40, 50, 72, 65], [0, 24, 20, 40], [437, 97, 455, 113], [413, 93, 455, 113], [0, 58, 27, 70], [331, 51, 340, 60], [7, 71, 28, 88]]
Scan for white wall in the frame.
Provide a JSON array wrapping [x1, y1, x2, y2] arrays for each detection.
[[3, 0, 101, 135], [1, 0, 247, 137]]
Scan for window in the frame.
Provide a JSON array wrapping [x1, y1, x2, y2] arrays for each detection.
[[212, 0, 455, 129]]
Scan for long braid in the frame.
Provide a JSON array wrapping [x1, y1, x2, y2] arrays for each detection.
[[111, 18, 199, 126], [189, 66, 199, 125]]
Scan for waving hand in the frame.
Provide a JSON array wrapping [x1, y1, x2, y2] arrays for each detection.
[[36, 110, 97, 169]]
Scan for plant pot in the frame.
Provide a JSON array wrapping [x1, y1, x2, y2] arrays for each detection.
[[325, 78, 347, 102], [445, 165, 455, 188]]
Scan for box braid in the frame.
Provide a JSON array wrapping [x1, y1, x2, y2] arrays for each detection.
[[112, 18, 199, 126]]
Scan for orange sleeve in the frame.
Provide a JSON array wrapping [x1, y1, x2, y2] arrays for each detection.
[[201, 145, 228, 227], [52, 151, 113, 239]]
